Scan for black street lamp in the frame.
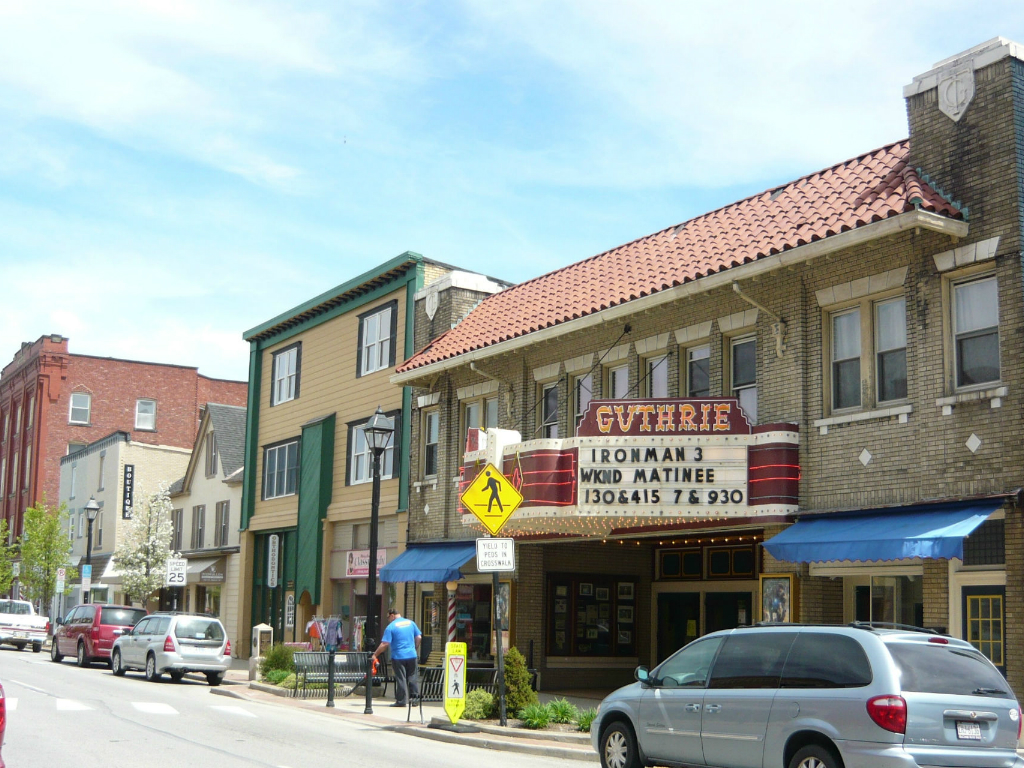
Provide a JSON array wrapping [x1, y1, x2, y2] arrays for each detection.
[[83, 497, 100, 604], [362, 406, 393, 715]]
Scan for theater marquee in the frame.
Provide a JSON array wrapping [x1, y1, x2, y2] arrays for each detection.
[[460, 398, 799, 534]]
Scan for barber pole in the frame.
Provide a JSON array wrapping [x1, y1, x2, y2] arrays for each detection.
[[447, 591, 456, 643]]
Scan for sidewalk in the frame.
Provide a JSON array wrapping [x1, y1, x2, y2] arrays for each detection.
[[218, 660, 598, 762]]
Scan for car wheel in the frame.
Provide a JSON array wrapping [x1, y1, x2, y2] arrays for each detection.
[[111, 649, 126, 677], [600, 721, 640, 768], [32, 642, 42, 653], [77, 641, 90, 667], [50, 641, 64, 663], [145, 653, 162, 682], [789, 744, 842, 768], [206, 672, 224, 687], [169, 670, 184, 683]]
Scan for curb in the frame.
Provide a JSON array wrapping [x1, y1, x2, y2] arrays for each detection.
[[471, 721, 591, 744], [391, 725, 598, 762]]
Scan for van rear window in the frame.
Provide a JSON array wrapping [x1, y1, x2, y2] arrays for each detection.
[[887, 642, 1011, 697], [174, 618, 225, 641], [101, 608, 147, 626]]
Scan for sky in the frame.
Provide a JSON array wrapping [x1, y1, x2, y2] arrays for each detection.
[[1, 1, 1023, 382]]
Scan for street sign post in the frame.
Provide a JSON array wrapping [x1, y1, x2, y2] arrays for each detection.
[[459, 463, 523, 536], [443, 641, 467, 724], [165, 558, 187, 587], [81, 563, 92, 598]]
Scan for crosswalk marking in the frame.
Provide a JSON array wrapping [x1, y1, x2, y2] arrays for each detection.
[[210, 705, 257, 718], [132, 702, 178, 715], [56, 699, 92, 711]]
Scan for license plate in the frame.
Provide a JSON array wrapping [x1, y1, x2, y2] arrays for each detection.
[[957, 721, 982, 740], [14, 631, 26, 639]]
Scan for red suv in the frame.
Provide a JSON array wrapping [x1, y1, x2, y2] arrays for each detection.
[[51, 604, 147, 667]]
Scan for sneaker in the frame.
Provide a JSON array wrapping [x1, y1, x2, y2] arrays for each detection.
[[391, 701, 406, 707]]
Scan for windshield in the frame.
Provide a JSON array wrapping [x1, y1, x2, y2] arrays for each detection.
[[888, 642, 1011, 697], [174, 617, 225, 641], [0, 600, 31, 615], [101, 607, 147, 627]]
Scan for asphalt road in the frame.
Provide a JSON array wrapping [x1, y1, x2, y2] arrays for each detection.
[[0, 646, 580, 767]]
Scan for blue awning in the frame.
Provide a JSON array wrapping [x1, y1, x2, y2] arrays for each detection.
[[762, 499, 1004, 563], [379, 542, 477, 583]]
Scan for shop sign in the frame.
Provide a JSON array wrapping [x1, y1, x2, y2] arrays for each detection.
[[122, 464, 135, 519], [345, 549, 386, 578], [475, 538, 515, 572], [199, 560, 225, 583], [267, 534, 279, 589]]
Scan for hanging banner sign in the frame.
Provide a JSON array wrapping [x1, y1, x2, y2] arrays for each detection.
[[444, 641, 467, 724], [267, 534, 280, 589], [122, 464, 135, 519]]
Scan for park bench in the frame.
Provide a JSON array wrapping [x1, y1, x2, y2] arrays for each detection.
[[417, 666, 539, 701], [292, 651, 390, 699]]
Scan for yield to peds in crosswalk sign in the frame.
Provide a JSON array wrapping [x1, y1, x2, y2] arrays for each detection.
[[444, 641, 467, 724]]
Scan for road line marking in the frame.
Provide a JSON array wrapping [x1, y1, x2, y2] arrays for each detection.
[[132, 702, 179, 715], [210, 705, 257, 718], [56, 699, 92, 711], [8, 679, 46, 694]]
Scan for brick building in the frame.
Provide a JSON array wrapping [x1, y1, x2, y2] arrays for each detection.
[[0, 334, 247, 552], [391, 38, 1024, 692]]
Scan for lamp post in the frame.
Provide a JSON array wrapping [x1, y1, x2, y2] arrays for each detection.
[[83, 497, 100, 604], [362, 406, 394, 715]]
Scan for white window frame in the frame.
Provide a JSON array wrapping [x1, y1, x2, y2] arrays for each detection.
[[14, 403, 21, 434], [263, 440, 299, 499], [461, 396, 497, 451], [77, 508, 84, 538], [831, 307, 862, 411], [350, 419, 395, 485], [27, 394, 34, 429], [360, 305, 393, 375], [135, 399, 157, 430], [952, 274, 1000, 390], [645, 354, 669, 398], [272, 344, 300, 405], [69, 392, 91, 424], [22, 447, 30, 489], [540, 382, 560, 439], [607, 364, 629, 399], [573, 373, 593, 425], [97, 454, 105, 491], [95, 510, 103, 548], [875, 297, 908, 404], [68, 510, 75, 541], [685, 344, 711, 397], [423, 410, 440, 478], [730, 334, 758, 424], [10, 454, 17, 497]]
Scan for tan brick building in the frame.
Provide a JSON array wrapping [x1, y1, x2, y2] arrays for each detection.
[[392, 39, 1024, 692]]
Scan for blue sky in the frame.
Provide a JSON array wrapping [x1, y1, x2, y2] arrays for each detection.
[[1, 1, 1023, 381]]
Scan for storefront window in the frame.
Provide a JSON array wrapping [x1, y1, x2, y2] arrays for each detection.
[[855, 575, 923, 626], [548, 575, 636, 657], [197, 585, 221, 616], [454, 583, 494, 662]]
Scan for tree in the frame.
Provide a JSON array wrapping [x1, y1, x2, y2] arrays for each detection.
[[0, 518, 16, 596], [20, 496, 76, 613], [114, 485, 177, 605]]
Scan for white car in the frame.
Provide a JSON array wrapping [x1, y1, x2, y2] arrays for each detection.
[[111, 613, 231, 686]]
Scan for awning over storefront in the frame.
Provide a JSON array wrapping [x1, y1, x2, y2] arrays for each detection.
[[763, 499, 1004, 563], [379, 542, 476, 583]]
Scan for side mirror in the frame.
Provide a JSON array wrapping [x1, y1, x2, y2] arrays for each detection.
[[635, 665, 651, 685], [54, 617, 64, 626]]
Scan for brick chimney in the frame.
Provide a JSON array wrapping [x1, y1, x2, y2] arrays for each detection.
[[904, 37, 1024, 253]]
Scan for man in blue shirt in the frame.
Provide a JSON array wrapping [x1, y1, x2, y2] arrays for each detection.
[[373, 609, 422, 707]]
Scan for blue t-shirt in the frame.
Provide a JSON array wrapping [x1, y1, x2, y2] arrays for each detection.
[[382, 617, 422, 660]]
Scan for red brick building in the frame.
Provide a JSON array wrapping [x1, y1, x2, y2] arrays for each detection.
[[0, 334, 247, 542]]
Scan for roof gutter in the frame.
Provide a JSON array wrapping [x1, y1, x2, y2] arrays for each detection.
[[392, 209, 967, 385]]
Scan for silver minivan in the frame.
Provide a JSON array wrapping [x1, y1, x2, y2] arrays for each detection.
[[593, 624, 1022, 768], [111, 612, 231, 686]]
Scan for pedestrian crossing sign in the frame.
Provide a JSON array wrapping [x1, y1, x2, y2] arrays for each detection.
[[444, 641, 467, 724], [460, 463, 523, 536]]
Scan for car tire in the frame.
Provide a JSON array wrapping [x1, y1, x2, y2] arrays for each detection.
[[77, 641, 90, 667], [600, 721, 640, 768], [32, 642, 42, 653], [789, 744, 842, 768], [50, 641, 64, 663], [169, 670, 184, 683], [111, 649, 126, 677], [145, 653, 162, 682], [206, 672, 224, 687]]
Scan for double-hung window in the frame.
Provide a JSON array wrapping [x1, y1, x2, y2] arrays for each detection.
[[214, 501, 230, 547], [135, 399, 156, 430], [191, 505, 206, 549], [574, 374, 593, 426], [953, 276, 1000, 388], [205, 432, 219, 477], [271, 343, 300, 405], [686, 345, 711, 397], [462, 397, 497, 450], [731, 336, 757, 423], [27, 395, 34, 429], [14, 403, 21, 434], [541, 382, 559, 438], [171, 509, 184, 551], [69, 392, 91, 424], [68, 510, 75, 540], [263, 440, 299, 499], [831, 309, 861, 410], [359, 302, 396, 376], [0, 458, 5, 497], [607, 365, 629, 399], [95, 511, 103, 548], [423, 410, 440, 477], [646, 355, 669, 398], [875, 298, 907, 402], [350, 415, 395, 484]]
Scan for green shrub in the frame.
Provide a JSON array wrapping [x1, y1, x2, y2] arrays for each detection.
[[259, 643, 296, 677], [264, 668, 291, 686], [547, 697, 578, 724], [518, 702, 551, 729], [502, 646, 537, 716], [277, 673, 297, 689], [576, 707, 598, 733], [464, 689, 495, 720]]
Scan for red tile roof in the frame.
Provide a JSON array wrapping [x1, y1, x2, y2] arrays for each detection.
[[398, 141, 962, 373]]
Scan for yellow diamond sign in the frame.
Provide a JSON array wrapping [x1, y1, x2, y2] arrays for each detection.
[[460, 463, 523, 536]]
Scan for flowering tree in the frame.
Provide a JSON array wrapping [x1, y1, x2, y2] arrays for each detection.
[[20, 497, 76, 611], [114, 485, 178, 605]]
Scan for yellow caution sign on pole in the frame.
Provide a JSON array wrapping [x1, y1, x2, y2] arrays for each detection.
[[460, 463, 523, 536], [444, 641, 467, 724]]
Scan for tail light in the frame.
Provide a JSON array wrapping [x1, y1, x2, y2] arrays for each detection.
[[45, 621, 51, 635], [224, 639, 231, 656], [0, 682, 6, 733], [1014, 707, 1022, 740], [867, 695, 907, 734], [163, 635, 176, 653]]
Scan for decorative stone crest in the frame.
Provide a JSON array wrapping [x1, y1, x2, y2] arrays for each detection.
[[937, 61, 974, 122], [424, 286, 439, 320]]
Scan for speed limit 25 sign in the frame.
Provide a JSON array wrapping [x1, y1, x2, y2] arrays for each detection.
[[165, 559, 187, 586]]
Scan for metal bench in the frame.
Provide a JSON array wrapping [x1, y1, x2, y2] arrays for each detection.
[[292, 651, 389, 699]]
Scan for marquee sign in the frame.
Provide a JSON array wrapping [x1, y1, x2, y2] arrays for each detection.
[[459, 398, 799, 535]]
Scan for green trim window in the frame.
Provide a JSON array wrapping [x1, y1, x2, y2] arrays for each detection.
[[271, 343, 301, 405], [423, 410, 439, 477], [263, 439, 299, 499], [357, 301, 398, 377]]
